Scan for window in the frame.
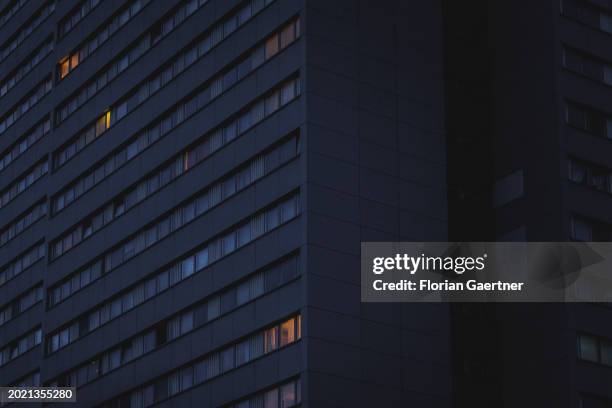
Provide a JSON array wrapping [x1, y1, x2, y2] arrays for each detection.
[[57, 0, 268, 126], [12, 370, 41, 388], [57, 0, 151, 81], [571, 214, 612, 242], [180, 367, 193, 391], [194, 360, 207, 383], [265, 326, 278, 353], [604, 66, 612, 86], [569, 158, 612, 193], [265, 389, 279, 408], [47, 249, 299, 361], [569, 159, 588, 184], [280, 22, 297, 48], [236, 281, 250, 306], [566, 101, 612, 139], [602, 341, 612, 366], [221, 348, 234, 372], [1, 38, 54, 99], [58, 0, 102, 37], [265, 35, 279, 57], [52, 11, 298, 182], [0, 243, 45, 287], [0, 78, 53, 136], [602, 12, 612, 34], [563, 47, 612, 86], [102, 317, 301, 406], [1, 327, 42, 367], [281, 81, 296, 104], [236, 339, 250, 366], [70, 53, 79, 70], [266, 92, 280, 113], [280, 318, 296, 347], [0, 1, 55, 63], [562, 0, 612, 35], [280, 382, 297, 408], [167, 317, 180, 340], [50, 94, 299, 262], [578, 333, 612, 367], [0, 201, 47, 247], [571, 217, 593, 241], [230, 379, 302, 408], [94, 116, 105, 136], [181, 257, 195, 278], [48, 141, 299, 314], [579, 394, 612, 408], [0, 284, 43, 327], [0, 0, 30, 28]]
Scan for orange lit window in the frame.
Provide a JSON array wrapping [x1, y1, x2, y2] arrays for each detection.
[[265, 34, 279, 58], [60, 59, 69, 79], [280, 318, 296, 347], [70, 53, 79, 70], [296, 315, 301, 339], [105, 111, 111, 129]]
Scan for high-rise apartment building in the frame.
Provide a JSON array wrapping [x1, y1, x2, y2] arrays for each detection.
[[5, 0, 611, 407], [444, 0, 612, 406], [0, 1, 451, 407]]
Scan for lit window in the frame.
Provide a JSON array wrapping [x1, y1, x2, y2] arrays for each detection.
[[105, 111, 111, 129], [70, 53, 79, 70], [280, 318, 295, 347], [296, 315, 301, 339], [60, 60, 69, 79]]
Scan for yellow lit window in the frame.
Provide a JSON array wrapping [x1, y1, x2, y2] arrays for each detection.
[[105, 111, 111, 129], [60, 59, 69, 79], [70, 53, 79, 70]]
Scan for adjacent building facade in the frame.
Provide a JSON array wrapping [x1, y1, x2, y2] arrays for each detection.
[[444, 0, 612, 406]]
